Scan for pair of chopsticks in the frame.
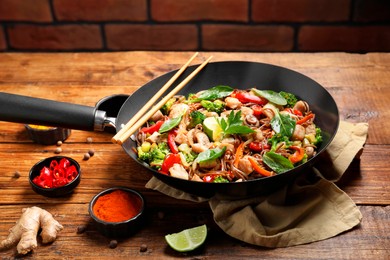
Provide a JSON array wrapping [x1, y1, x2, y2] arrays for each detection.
[[112, 52, 213, 145]]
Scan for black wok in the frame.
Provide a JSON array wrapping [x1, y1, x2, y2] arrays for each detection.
[[0, 61, 339, 199]]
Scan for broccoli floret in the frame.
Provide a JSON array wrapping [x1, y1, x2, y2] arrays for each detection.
[[213, 176, 229, 183], [279, 91, 298, 108], [314, 127, 323, 145], [148, 142, 170, 168], [200, 100, 225, 114], [137, 147, 152, 162], [178, 143, 197, 163], [269, 134, 292, 152], [160, 97, 176, 115], [188, 111, 206, 128]]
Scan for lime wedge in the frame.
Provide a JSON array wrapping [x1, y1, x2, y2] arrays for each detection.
[[165, 224, 207, 252], [203, 117, 223, 141]]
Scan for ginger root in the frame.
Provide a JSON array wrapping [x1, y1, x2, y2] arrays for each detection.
[[0, 206, 63, 255]]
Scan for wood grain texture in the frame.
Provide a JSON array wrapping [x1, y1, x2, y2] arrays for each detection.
[[0, 52, 389, 259]]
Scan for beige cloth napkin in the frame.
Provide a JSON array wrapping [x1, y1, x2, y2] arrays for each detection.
[[146, 121, 369, 247]]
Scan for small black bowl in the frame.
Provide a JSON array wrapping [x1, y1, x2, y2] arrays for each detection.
[[89, 187, 145, 238], [25, 124, 71, 145], [29, 156, 81, 197]]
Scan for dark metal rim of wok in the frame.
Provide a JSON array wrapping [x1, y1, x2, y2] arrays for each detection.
[[117, 61, 340, 199]]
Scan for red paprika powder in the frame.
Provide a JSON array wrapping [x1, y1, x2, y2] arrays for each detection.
[[92, 190, 142, 222]]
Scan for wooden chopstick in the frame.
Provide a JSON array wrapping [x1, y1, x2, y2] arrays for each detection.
[[111, 52, 200, 144], [113, 55, 213, 145]]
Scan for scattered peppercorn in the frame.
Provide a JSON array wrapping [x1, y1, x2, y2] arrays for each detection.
[[56, 141, 62, 146], [13, 171, 21, 179], [86, 137, 93, 144], [76, 225, 87, 234], [54, 147, 62, 154], [88, 149, 95, 157], [83, 153, 90, 161], [140, 244, 148, 252], [109, 240, 118, 249]]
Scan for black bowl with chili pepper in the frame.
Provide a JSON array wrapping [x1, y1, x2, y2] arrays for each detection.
[[29, 156, 81, 197], [88, 187, 145, 238]]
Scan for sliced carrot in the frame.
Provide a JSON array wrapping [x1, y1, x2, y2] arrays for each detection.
[[289, 146, 305, 163], [296, 113, 314, 124], [248, 157, 273, 177], [233, 142, 246, 168]]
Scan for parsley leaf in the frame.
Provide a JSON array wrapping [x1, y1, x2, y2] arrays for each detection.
[[218, 111, 255, 136]]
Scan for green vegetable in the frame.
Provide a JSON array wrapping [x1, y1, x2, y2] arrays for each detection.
[[189, 111, 206, 128], [200, 100, 225, 114], [160, 97, 176, 115], [178, 143, 197, 163], [263, 151, 294, 173], [159, 115, 182, 133], [189, 85, 233, 102], [252, 89, 287, 106], [139, 142, 170, 169], [213, 176, 229, 183], [218, 110, 255, 136], [196, 146, 226, 163], [270, 112, 296, 137], [268, 134, 292, 152], [137, 146, 152, 162], [279, 91, 298, 108], [314, 127, 323, 145]]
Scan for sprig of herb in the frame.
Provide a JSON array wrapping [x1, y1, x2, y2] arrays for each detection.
[[218, 111, 255, 136]]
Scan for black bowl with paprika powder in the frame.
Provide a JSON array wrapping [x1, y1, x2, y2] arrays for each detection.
[[89, 187, 145, 238], [29, 156, 81, 197]]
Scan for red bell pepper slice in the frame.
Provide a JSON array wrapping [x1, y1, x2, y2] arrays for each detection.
[[203, 174, 216, 183], [161, 153, 182, 174], [167, 129, 179, 154], [249, 141, 270, 152], [140, 120, 164, 134], [285, 108, 303, 116], [235, 92, 267, 105]]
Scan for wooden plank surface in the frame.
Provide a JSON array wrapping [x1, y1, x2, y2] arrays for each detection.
[[0, 52, 389, 259]]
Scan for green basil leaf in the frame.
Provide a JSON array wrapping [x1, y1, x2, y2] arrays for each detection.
[[252, 88, 287, 106], [263, 152, 294, 173], [190, 85, 233, 102], [195, 146, 226, 163], [270, 112, 296, 137], [158, 116, 182, 133]]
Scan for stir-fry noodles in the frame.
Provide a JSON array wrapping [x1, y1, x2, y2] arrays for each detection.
[[135, 86, 322, 183]]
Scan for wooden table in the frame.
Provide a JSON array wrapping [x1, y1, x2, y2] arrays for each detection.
[[0, 52, 389, 259]]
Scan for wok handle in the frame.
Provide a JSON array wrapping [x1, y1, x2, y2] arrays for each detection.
[[0, 92, 107, 131]]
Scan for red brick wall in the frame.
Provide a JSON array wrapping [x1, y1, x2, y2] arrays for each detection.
[[0, 0, 389, 52]]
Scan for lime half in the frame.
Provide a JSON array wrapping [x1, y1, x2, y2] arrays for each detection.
[[165, 224, 207, 252], [203, 117, 223, 141]]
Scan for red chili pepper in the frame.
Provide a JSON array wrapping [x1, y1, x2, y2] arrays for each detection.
[[252, 105, 263, 117], [297, 113, 314, 124], [168, 129, 179, 154], [235, 92, 267, 105], [49, 160, 58, 172], [59, 158, 71, 169], [248, 157, 273, 177], [33, 159, 78, 189], [66, 165, 78, 181], [161, 153, 182, 174], [289, 146, 305, 163], [249, 142, 270, 152], [140, 120, 164, 134]]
